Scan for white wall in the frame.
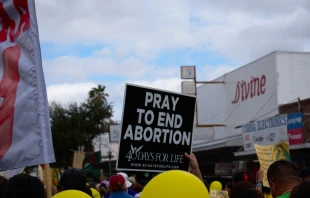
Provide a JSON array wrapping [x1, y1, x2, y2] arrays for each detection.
[[93, 133, 118, 160], [276, 52, 310, 105], [196, 52, 279, 140]]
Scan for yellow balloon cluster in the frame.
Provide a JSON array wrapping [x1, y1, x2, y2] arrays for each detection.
[[52, 190, 91, 198], [140, 170, 210, 198], [210, 181, 222, 190]]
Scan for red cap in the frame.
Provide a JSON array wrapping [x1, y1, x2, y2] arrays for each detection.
[[109, 175, 125, 191]]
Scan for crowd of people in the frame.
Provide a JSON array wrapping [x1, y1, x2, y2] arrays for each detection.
[[0, 153, 309, 198]]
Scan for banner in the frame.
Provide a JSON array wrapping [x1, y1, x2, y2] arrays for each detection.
[[254, 142, 291, 187], [117, 84, 196, 172], [72, 151, 85, 169], [243, 112, 303, 150], [0, 167, 24, 179], [210, 190, 229, 198], [0, 0, 55, 170]]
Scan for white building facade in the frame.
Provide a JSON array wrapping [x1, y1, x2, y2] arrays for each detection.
[[193, 51, 310, 152]]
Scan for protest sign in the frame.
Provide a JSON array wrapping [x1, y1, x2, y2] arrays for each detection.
[[0, 0, 55, 170], [243, 112, 303, 150], [117, 84, 196, 172], [254, 142, 291, 187], [210, 190, 229, 198]]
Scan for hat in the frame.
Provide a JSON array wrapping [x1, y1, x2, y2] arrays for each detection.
[[109, 175, 125, 190], [128, 176, 136, 184], [117, 172, 132, 188]]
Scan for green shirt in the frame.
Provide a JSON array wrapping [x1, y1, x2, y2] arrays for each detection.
[[277, 193, 290, 198]]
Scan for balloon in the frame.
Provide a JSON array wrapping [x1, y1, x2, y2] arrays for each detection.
[[52, 190, 91, 198], [140, 170, 209, 198], [210, 181, 222, 191], [90, 188, 101, 198]]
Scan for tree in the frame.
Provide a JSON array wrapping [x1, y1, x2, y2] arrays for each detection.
[[49, 84, 114, 168]]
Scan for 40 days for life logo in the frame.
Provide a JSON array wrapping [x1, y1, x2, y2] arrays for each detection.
[[125, 144, 184, 164]]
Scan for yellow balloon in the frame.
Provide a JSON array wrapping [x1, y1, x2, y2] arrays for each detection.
[[140, 170, 209, 198], [52, 190, 91, 198], [90, 188, 101, 198], [210, 181, 222, 191]]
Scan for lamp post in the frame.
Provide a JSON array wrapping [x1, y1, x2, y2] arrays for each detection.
[[108, 150, 112, 177]]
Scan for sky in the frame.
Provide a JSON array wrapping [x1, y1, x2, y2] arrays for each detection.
[[35, 0, 310, 121]]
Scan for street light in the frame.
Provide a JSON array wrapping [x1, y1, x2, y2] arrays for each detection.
[[108, 150, 112, 177]]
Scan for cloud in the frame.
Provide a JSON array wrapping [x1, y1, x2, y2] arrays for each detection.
[[47, 82, 97, 104], [35, 0, 310, 63]]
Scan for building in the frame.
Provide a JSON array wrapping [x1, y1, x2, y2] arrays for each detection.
[[192, 51, 310, 175]]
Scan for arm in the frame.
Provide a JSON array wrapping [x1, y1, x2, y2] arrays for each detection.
[[184, 152, 204, 182], [255, 168, 264, 192]]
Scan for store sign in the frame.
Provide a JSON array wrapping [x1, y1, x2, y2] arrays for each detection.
[[180, 66, 195, 79], [181, 81, 195, 95], [287, 112, 303, 145], [117, 84, 196, 172], [243, 112, 303, 150], [232, 75, 266, 104], [215, 163, 236, 175], [109, 125, 121, 142]]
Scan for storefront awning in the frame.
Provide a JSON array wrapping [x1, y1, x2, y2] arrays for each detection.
[[192, 134, 243, 152], [234, 143, 310, 157]]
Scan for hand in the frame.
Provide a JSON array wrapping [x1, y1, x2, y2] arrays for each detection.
[[256, 168, 264, 182], [0, 45, 21, 160], [185, 152, 199, 171], [185, 152, 203, 182]]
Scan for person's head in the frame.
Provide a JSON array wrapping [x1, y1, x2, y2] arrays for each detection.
[[109, 174, 126, 193], [267, 160, 300, 197], [117, 172, 132, 188], [128, 176, 136, 185], [232, 172, 247, 185], [290, 179, 310, 198], [230, 182, 254, 198], [240, 188, 264, 198], [277, 144, 284, 152], [58, 168, 87, 193], [299, 167, 310, 180], [6, 174, 44, 198], [0, 176, 8, 198]]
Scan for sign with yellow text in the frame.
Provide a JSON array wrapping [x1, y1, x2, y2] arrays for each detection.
[[210, 190, 229, 198], [254, 142, 290, 187]]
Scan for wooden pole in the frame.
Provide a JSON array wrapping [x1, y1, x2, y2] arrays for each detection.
[[45, 164, 52, 198]]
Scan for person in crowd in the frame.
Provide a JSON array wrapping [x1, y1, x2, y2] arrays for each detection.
[[99, 183, 108, 197], [44, 184, 58, 198], [128, 177, 143, 193], [299, 167, 310, 181], [57, 168, 93, 197], [0, 176, 8, 198], [105, 172, 137, 198], [240, 188, 264, 198], [6, 174, 45, 198], [224, 182, 233, 197], [232, 171, 248, 186], [230, 181, 255, 198], [108, 174, 134, 198], [184, 152, 204, 182], [290, 178, 310, 198], [267, 160, 301, 198]]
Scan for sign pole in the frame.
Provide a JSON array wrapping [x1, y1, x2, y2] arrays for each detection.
[[44, 164, 52, 198]]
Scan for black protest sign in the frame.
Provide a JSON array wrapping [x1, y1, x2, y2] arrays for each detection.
[[116, 84, 196, 172]]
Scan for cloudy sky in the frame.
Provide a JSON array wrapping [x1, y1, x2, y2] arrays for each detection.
[[35, 0, 310, 121]]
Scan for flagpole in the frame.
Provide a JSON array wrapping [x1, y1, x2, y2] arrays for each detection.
[[45, 164, 52, 198]]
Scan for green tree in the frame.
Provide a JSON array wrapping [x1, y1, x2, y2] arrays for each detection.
[[50, 84, 114, 168]]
